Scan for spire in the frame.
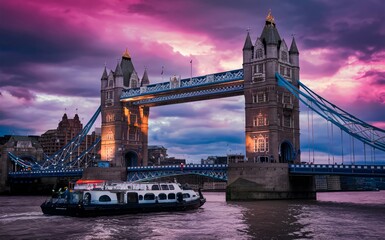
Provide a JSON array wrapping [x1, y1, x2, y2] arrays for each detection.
[[122, 48, 131, 59], [101, 65, 108, 80], [289, 37, 299, 54], [243, 31, 253, 50], [115, 60, 123, 76], [141, 68, 150, 86], [260, 10, 281, 45], [266, 9, 275, 25]]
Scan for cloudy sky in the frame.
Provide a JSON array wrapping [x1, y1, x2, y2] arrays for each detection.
[[1, 0, 384, 163]]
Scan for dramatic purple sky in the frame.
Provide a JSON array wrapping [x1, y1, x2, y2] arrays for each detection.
[[1, 0, 384, 163]]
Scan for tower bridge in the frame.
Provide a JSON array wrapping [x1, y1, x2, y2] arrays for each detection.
[[6, 10, 385, 199], [100, 10, 300, 169]]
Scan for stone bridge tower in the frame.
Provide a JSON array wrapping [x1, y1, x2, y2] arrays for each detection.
[[243, 10, 300, 164], [100, 50, 149, 167], [227, 11, 314, 201]]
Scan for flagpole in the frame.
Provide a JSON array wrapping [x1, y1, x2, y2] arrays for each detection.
[[190, 60, 192, 81], [161, 66, 164, 81]]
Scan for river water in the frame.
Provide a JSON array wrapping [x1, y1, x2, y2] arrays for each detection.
[[0, 191, 384, 240]]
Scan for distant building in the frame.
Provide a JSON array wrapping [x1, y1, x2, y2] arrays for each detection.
[[39, 113, 100, 157], [227, 154, 245, 163], [201, 156, 228, 165], [147, 145, 185, 166], [160, 157, 185, 166], [148, 145, 167, 165]]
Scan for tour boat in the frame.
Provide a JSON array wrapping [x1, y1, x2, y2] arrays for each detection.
[[41, 179, 206, 217]]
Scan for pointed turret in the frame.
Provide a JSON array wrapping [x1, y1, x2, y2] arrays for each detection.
[[115, 60, 123, 77], [141, 68, 150, 87], [289, 37, 299, 54], [243, 31, 253, 50], [101, 66, 108, 80], [101, 66, 108, 89], [114, 60, 124, 87], [243, 31, 253, 63], [289, 37, 300, 78]]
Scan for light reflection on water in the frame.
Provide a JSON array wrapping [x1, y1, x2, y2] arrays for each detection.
[[0, 191, 384, 239]]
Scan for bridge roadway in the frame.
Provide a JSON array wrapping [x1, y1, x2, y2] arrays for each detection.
[[7, 164, 385, 181]]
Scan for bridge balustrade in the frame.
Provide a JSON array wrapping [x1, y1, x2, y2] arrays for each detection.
[[289, 164, 385, 177]]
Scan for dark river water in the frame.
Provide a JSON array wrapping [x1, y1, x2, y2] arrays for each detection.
[[1, 191, 385, 240]]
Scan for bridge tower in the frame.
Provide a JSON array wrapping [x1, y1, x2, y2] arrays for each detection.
[[243, 10, 300, 163], [227, 11, 314, 200], [100, 50, 149, 168]]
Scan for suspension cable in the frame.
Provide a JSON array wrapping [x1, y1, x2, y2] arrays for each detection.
[[311, 102, 315, 164], [341, 128, 344, 164], [352, 135, 355, 164], [307, 101, 311, 163], [327, 120, 330, 164], [331, 123, 335, 164]]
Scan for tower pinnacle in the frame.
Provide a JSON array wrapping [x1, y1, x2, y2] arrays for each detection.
[[122, 48, 131, 59], [266, 9, 275, 25]]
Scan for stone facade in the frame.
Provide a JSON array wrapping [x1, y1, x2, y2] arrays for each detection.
[[100, 50, 149, 167], [39, 113, 100, 157], [243, 11, 300, 164]]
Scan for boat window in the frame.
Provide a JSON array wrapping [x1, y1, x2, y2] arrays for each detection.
[[151, 185, 160, 190], [144, 193, 155, 200], [127, 192, 138, 203], [168, 185, 175, 190], [139, 195, 143, 200], [182, 193, 190, 199], [158, 193, 167, 200], [161, 184, 169, 190], [168, 193, 176, 199], [99, 195, 112, 202]]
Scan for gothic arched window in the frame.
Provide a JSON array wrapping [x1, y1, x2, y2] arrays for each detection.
[[256, 48, 263, 58]]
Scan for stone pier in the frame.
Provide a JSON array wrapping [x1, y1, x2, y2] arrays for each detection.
[[226, 163, 316, 200]]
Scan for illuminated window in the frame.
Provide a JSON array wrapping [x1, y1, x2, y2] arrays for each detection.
[[253, 114, 267, 127], [254, 135, 269, 152], [258, 116, 265, 126], [106, 114, 115, 122], [107, 131, 114, 140]]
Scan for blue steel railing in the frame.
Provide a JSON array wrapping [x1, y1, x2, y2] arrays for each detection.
[[8, 169, 83, 178], [127, 164, 228, 171], [289, 164, 385, 177]]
